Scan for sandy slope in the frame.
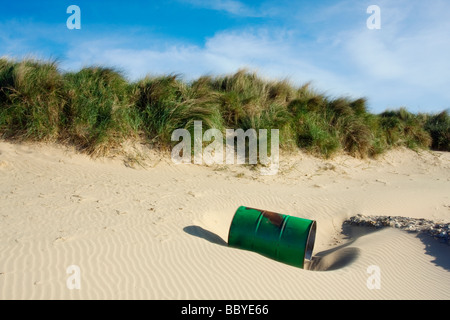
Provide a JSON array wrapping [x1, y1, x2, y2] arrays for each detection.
[[0, 140, 449, 300]]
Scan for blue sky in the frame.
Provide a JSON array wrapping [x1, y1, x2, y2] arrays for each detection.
[[1, 0, 449, 113]]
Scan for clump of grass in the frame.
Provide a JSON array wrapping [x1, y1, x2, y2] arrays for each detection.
[[325, 97, 375, 157], [288, 89, 377, 158], [424, 110, 450, 151], [0, 59, 15, 105], [288, 90, 339, 158], [296, 112, 341, 158], [363, 113, 389, 157], [133, 74, 224, 147], [379, 107, 432, 150], [62, 67, 139, 156], [197, 70, 296, 149], [0, 58, 65, 140]]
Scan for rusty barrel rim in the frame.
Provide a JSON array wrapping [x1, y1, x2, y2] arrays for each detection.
[[227, 206, 316, 268]]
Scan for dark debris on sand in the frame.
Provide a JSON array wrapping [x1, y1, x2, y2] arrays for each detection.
[[344, 214, 450, 244]]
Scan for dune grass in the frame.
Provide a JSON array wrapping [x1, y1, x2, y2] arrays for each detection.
[[378, 108, 432, 151], [62, 67, 139, 155], [193, 70, 295, 150], [1, 58, 449, 158], [0, 58, 65, 141], [133, 74, 224, 147], [424, 110, 450, 152]]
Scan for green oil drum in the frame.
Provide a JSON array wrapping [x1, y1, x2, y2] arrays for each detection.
[[228, 206, 316, 269]]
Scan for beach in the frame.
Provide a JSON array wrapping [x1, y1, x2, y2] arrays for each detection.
[[0, 140, 449, 300]]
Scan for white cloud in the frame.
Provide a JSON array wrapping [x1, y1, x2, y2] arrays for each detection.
[[338, 0, 450, 111], [180, 0, 264, 17], [60, 27, 353, 99]]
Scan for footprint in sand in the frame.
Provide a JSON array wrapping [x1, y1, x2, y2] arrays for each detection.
[[53, 237, 66, 244], [115, 209, 128, 215], [70, 194, 83, 203]]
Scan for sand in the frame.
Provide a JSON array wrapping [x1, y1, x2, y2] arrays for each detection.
[[0, 140, 449, 300]]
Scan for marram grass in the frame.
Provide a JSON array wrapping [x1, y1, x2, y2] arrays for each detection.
[[0, 58, 65, 141], [0, 58, 448, 158], [62, 66, 139, 155]]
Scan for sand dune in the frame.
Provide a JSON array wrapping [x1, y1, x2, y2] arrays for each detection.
[[0, 140, 449, 300]]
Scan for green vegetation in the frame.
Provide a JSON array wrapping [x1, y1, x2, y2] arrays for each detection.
[[63, 67, 140, 155], [133, 74, 223, 147], [1, 58, 449, 158], [424, 110, 450, 151], [378, 108, 432, 150], [0, 59, 64, 141]]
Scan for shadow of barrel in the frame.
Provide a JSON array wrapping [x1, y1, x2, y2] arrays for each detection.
[[183, 225, 228, 247]]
